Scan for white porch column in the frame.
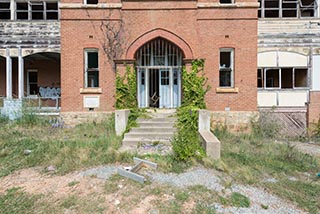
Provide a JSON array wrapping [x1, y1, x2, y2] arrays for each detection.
[[18, 47, 24, 99], [6, 48, 12, 99]]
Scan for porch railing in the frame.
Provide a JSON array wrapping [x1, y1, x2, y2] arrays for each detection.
[[23, 96, 61, 111]]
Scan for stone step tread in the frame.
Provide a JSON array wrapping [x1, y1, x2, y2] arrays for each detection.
[[124, 133, 175, 139], [122, 139, 172, 144], [130, 127, 177, 132], [137, 118, 177, 122]]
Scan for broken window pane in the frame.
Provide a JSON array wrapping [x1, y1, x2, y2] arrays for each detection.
[[0, 2, 10, 20], [300, 0, 316, 17], [28, 71, 38, 95], [266, 69, 279, 88], [294, 68, 308, 87], [281, 68, 293, 88], [87, 0, 98, 4], [16, 2, 28, 20]]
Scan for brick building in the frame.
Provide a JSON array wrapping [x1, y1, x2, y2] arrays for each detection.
[[0, 0, 319, 133]]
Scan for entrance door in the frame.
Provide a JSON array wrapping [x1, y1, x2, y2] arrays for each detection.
[[159, 68, 170, 108], [149, 69, 159, 108]]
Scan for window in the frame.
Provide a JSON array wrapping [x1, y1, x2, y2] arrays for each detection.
[[258, 0, 317, 18], [220, 0, 233, 3], [258, 67, 308, 89], [0, 1, 10, 20], [219, 48, 234, 87], [86, 0, 98, 4], [85, 50, 99, 88], [16, 2, 28, 20], [27, 70, 38, 96], [16, 1, 58, 20]]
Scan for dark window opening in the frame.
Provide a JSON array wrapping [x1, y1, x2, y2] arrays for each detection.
[[266, 69, 279, 88], [46, 2, 58, 19], [87, 0, 98, 4], [294, 69, 308, 87], [0, 2, 10, 19], [161, 70, 169, 85], [220, 0, 233, 3], [257, 69, 263, 88], [219, 49, 234, 87], [16, 2, 28, 20], [28, 71, 38, 95], [31, 2, 44, 20], [86, 51, 99, 88], [281, 68, 293, 88]]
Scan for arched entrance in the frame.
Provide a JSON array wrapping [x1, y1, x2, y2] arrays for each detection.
[[136, 38, 183, 108]]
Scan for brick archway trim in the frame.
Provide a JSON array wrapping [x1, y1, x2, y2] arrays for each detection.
[[126, 28, 193, 60]]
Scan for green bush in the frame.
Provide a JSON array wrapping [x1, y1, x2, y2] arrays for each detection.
[[172, 59, 209, 161], [230, 192, 250, 208]]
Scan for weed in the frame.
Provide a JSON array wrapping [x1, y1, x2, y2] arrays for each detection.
[[230, 192, 250, 208], [68, 181, 80, 187], [192, 202, 216, 214], [0, 117, 126, 177], [61, 195, 78, 209], [261, 204, 269, 209], [0, 187, 41, 214], [175, 191, 189, 202]]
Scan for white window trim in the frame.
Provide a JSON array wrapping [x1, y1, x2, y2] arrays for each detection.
[[84, 49, 99, 88], [27, 69, 38, 97], [219, 48, 234, 88]]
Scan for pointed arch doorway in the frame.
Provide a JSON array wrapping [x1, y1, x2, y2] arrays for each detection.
[[136, 38, 183, 108]]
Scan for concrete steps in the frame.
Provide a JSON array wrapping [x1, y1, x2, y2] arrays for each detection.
[[122, 109, 177, 147]]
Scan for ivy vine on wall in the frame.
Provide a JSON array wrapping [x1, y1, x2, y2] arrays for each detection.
[[173, 59, 211, 161]]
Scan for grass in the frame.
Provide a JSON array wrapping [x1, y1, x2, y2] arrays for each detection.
[[0, 115, 133, 177], [213, 125, 320, 213]]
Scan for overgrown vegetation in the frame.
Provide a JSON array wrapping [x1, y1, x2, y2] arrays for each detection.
[[172, 59, 210, 161], [311, 115, 320, 141], [115, 65, 146, 134], [0, 116, 132, 177]]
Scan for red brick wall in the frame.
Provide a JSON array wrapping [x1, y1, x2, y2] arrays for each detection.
[[60, 2, 258, 112], [308, 91, 320, 125]]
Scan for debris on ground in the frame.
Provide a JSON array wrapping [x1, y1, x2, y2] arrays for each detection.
[[118, 157, 157, 183]]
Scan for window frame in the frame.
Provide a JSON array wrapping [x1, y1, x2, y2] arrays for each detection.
[[84, 49, 99, 88], [219, 48, 235, 88], [0, 0, 11, 20], [84, 0, 99, 5], [15, 0, 59, 20], [258, 67, 309, 89]]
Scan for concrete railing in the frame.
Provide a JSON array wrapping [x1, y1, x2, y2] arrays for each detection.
[[115, 109, 130, 136], [198, 110, 221, 160]]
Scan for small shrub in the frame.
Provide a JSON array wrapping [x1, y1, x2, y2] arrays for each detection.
[[251, 111, 281, 139], [311, 116, 320, 141]]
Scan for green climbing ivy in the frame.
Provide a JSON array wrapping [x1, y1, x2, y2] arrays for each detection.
[[173, 59, 210, 161], [115, 65, 137, 109]]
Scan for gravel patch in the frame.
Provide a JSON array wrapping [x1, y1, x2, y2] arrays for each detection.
[[79, 166, 118, 179], [150, 167, 224, 192], [78, 165, 305, 214]]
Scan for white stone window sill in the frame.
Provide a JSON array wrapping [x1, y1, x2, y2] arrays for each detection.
[[80, 88, 102, 94]]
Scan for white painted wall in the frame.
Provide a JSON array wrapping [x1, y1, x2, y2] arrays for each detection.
[[312, 55, 320, 90], [258, 91, 308, 107], [258, 51, 308, 67]]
